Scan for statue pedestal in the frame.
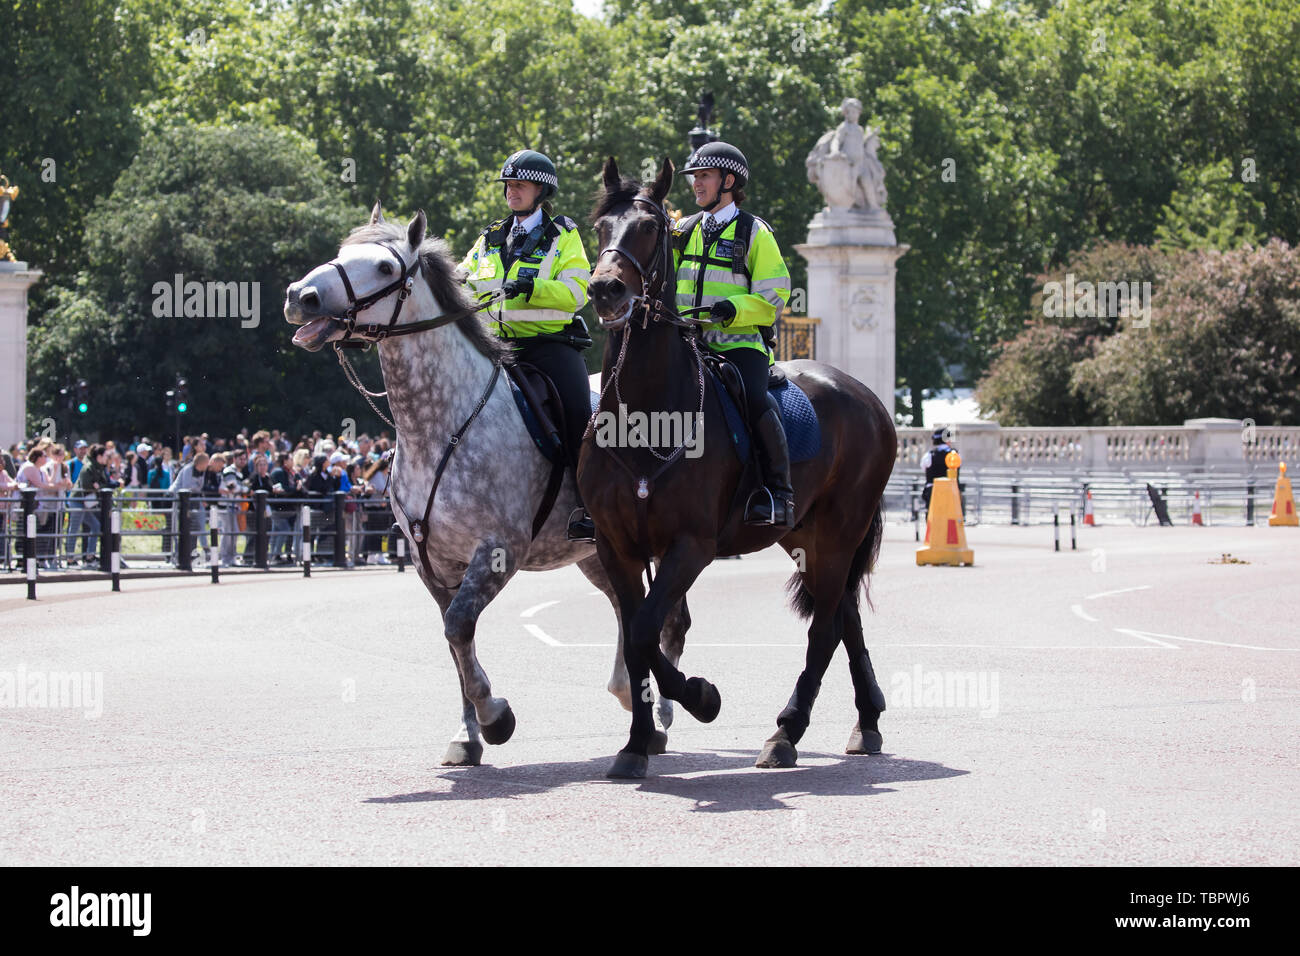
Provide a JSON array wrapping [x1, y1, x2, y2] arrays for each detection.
[[795, 213, 907, 413], [0, 261, 42, 447]]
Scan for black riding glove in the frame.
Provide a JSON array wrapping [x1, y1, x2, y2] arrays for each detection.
[[502, 277, 534, 301], [709, 299, 738, 327]]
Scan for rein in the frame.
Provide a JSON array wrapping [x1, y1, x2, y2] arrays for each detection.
[[315, 236, 563, 590], [322, 241, 503, 427], [588, 194, 713, 583]]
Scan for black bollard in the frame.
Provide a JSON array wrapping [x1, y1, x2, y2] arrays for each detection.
[[22, 489, 37, 600], [1246, 478, 1256, 525], [1070, 512, 1077, 551], [98, 488, 113, 573], [178, 489, 193, 571], [1054, 509, 1060, 552], [1011, 483, 1020, 526], [301, 506, 312, 578], [110, 509, 121, 591], [254, 489, 269, 571], [210, 506, 220, 584], [333, 490, 347, 569]]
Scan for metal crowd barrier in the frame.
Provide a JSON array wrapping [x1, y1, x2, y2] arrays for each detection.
[[885, 465, 1282, 528], [2, 486, 407, 598]]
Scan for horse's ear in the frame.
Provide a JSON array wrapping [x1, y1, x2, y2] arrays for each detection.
[[603, 156, 620, 190], [369, 202, 385, 225], [408, 209, 427, 249], [650, 156, 674, 203]]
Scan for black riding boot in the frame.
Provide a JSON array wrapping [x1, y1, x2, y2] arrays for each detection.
[[566, 486, 595, 541], [744, 404, 796, 528]]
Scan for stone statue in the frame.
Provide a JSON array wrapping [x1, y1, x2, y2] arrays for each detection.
[[806, 98, 888, 215]]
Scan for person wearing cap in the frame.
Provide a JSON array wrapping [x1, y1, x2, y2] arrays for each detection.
[[674, 141, 794, 527], [133, 443, 153, 488], [920, 427, 959, 511], [460, 149, 596, 541]]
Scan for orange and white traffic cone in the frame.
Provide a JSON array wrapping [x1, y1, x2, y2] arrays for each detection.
[[1269, 463, 1298, 527], [917, 452, 974, 566], [1083, 490, 1096, 526], [1192, 490, 1203, 526]]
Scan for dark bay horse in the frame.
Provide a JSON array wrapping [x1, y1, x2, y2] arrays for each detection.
[[580, 158, 897, 779]]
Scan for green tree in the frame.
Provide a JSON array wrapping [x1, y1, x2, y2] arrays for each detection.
[[1073, 239, 1300, 425], [28, 122, 361, 441], [0, 0, 156, 283], [1155, 159, 1266, 251]]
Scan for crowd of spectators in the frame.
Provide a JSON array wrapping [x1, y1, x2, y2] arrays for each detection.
[[2, 428, 396, 570]]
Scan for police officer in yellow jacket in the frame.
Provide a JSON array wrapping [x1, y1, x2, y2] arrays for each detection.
[[461, 150, 596, 540], [675, 142, 795, 527]]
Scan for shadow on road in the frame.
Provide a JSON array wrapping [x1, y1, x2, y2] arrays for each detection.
[[366, 749, 967, 813]]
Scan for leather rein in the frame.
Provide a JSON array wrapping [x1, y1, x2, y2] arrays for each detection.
[[587, 195, 712, 583], [319, 238, 511, 590]]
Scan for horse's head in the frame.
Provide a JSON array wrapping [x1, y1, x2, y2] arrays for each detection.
[[587, 156, 675, 328], [285, 203, 440, 352]]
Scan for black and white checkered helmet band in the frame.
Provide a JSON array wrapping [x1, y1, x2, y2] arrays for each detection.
[[497, 165, 558, 189], [681, 154, 748, 180]]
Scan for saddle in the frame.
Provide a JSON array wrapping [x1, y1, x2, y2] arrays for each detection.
[[506, 363, 599, 465], [505, 362, 601, 540], [701, 354, 821, 465]]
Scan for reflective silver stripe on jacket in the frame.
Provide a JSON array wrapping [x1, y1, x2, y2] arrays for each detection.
[[702, 329, 764, 346]]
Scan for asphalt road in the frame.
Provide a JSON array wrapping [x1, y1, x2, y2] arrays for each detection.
[[2, 522, 1296, 865]]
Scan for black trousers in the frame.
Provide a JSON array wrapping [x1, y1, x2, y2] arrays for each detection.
[[513, 338, 592, 475], [717, 345, 773, 426]]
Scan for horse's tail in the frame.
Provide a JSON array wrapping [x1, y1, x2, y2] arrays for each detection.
[[784, 505, 885, 620]]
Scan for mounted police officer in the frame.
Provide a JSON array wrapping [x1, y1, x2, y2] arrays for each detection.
[[674, 142, 794, 527], [920, 426, 958, 510], [461, 150, 596, 541]]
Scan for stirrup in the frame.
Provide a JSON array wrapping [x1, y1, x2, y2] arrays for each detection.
[[744, 487, 794, 528], [566, 506, 595, 541]]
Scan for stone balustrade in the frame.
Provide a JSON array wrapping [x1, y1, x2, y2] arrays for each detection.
[[894, 419, 1300, 472]]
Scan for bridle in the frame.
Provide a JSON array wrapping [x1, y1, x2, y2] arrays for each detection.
[[317, 239, 502, 431], [586, 193, 712, 584], [593, 196, 707, 331], [324, 240, 501, 348]]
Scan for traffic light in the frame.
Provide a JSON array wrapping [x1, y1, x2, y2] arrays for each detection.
[[59, 384, 73, 411], [175, 378, 189, 414], [75, 380, 89, 415], [165, 389, 176, 412]]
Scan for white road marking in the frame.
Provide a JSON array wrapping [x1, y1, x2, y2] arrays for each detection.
[[1115, 629, 1295, 651], [523, 624, 561, 646], [1086, 585, 1151, 600], [1071, 604, 1099, 623], [533, 640, 1179, 650], [1113, 628, 1180, 649], [520, 600, 560, 618]]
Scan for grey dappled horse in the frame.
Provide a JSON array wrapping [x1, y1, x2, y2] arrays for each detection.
[[285, 205, 686, 764]]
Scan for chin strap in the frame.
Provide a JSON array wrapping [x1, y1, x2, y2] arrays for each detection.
[[698, 173, 733, 212]]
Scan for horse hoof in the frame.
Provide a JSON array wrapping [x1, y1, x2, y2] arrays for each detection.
[[606, 750, 648, 779], [682, 676, 722, 723], [756, 737, 798, 769], [480, 706, 516, 746], [648, 730, 669, 755], [846, 722, 883, 755], [441, 740, 483, 766], [656, 697, 675, 730]]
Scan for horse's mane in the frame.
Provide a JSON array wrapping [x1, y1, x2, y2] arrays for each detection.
[[590, 174, 654, 222], [341, 222, 511, 364]]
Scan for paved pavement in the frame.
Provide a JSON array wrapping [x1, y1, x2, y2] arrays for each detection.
[[2, 522, 1296, 865]]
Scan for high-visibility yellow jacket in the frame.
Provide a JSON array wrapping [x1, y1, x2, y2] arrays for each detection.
[[671, 211, 791, 361], [460, 212, 591, 338]]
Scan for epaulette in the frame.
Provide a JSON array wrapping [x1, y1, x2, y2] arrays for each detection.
[[484, 217, 511, 247]]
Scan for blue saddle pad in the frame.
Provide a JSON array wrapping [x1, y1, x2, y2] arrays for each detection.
[[712, 371, 821, 464], [509, 378, 599, 464]]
